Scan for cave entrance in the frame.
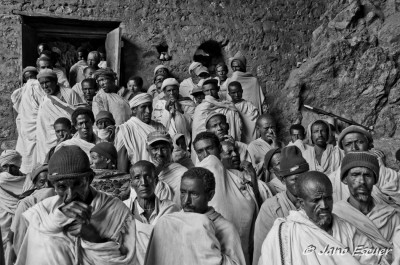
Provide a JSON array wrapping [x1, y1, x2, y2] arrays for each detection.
[[19, 14, 122, 84]]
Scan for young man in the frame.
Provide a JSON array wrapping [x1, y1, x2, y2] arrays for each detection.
[[44, 117, 72, 163], [71, 66, 97, 103]]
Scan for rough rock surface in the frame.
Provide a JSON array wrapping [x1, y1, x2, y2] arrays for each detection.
[[274, 0, 400, 169]]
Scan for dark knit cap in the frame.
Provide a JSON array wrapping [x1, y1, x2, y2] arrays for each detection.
[[48, 146, 93, 182], [340, 151, 379, 183], [30, 164, 48, 182], [90, 142, 118, 165], [279, 145, 309, 177], [338, 125, 373, 150], [264, 148, 281, 169], [95, 111, 115, 125], [202, 79, 218, 87]]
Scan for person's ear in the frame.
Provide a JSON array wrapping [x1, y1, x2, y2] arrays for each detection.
[[131, 107, 137, 116], [298, 197, 305, 209], [207, 190, 215, 201], [342, 175, 348, 185]]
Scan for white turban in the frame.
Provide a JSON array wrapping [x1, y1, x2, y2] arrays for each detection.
[[154, 65, 168, 75], [161, 78, 179, 90], [0, 150, 22, 168], [129, 93, 153, 109], [188, 62, 202, 74]]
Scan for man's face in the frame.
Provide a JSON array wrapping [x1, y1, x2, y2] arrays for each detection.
[[343, 167, 375, 202], [155, 68, 168, 76], [181, 177, 212, 214], [87, 54, 99, 67], [53, 176, 91, 204], [300, 181, 333, 232], [220, 142, 240, 169], [194, 139, 221, 162], [228, 85, 243, 103], [97, 76, 114, 93], [231, 60, 244, 72], [207, 115, 229, 140], [283, 174, 300, 197], [154, 75, 165, 90], [132, 102, 152, 124], [90, 152, 109, 169], [75, 114, 93, 141], [311, 123, 329, 148], [216, 66, 228, 80], [130, 165, 157, 199], [39, 77, 58, 95], [84, 69, 95, 79], [1, 164, 20, 176], [127, 80, 141, 92], [268, 153, 281, 177], [193, 93, 205, 104], [257, 118, 277, 143], [82, 82, 96, 102], [96, 118, 113, 129], [54, 123, 72, 143], [77, 52, 86, 61], [148, 141, 172, 168], [34, 171, 49, 189], [202, 84, 219, 98], [290, 129, 305, 142], [341, 133, 369, 154], [23, 71, 37, 82], [38, 60, 53, 71], [165, 85, 179, 100]]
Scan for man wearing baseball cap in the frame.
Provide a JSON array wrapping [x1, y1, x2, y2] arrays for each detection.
[[15, 146, 138, 264], [329, 125, 400, 205], [253, 145, 309, 265], [333, 152, 400, 264], [179, 61, 210, 99]]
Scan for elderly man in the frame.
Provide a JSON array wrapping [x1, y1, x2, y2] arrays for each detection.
[[228, 81, 259, 144], [69, 47, 88, 87], [194, 132, 261, 264], [72, 66, 96, 102], [114, 93, 165, 173], [226, 51, 264, 111], [92, 68, 130, 125], [35, 69, 82, 165], [146, 131, 187, 205], [124, 160, 179, 264], [151, 73, 168, 105], [94, 111, 116, 142], [248, 114, 282, 175], [259, 171, 383, 265], [87, 51, 100, 70], [0, 151, 25, 263], [329, 125, 400, 205], [147, 65, 170, 99], [179, 61, 210, 99], [55, 108, 100, 159], [152, 78, 195, 144], [144, 167, 246, 265], [333, 152, 400, 264], [90, 142, 118, 170], [15, 145, 138, 264], [253, 145, 309, 265], [215, 62, 229, 99], [262, 148, 285, 195], [192, 79, 242, 143]]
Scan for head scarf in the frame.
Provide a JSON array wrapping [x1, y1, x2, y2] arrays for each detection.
[[154, 65, 168, 75], [0, 150, 22, 168], [161, 78, 179, 90], [229, 51, 247, 70], [22, 66, 38, 76], [37, 69, 57, 81], [93, 67, 117, 80], [337, 125, 373, 150], [188, 62, 202, 74], [129, 93, 153, 109]]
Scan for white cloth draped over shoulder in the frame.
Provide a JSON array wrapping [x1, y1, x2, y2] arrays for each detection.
[[234, 100, 259, 144], [72, 81, 85, 102], [15, 190, 138, 265], [226, 72, 264, 112], [92, 90, 131, 125], [248, 138, 274, 174], [158, 163, 188, 206], [54, 133, 99, 161], [35, 87, 82, 165], [14, 80, 46, 174]]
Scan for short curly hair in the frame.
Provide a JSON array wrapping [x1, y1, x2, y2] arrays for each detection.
[[71, 107, 95, 126], [181, 167, 215, 194]]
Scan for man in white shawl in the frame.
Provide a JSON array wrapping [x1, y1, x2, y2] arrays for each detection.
[[0, 151, 25, 264], [228, 81, 259, 144], [124, 160, 179, 264], [92, 68, 130, 125], [55, 108, 101, 159], [248, 114, 282, 175], [292, 120, 343, 175], [115, 93, 165, 173], [35, 69, 83, 165], [147, 65, 170, 98], [328, 125, 400, 207], [15, 146, 138, 265], [152, 78, 195, 145], [179, 61, 210, 99], [13, 67, 45, 174], [192, 79, 242, 146], [333, 152, 400, 264], [225, 51, 264, 111], [144, 167, 246, 265], [259, 171, 382, 265], [37, 55, 70, 89], [194, 132, 261, 265], [253, 146, 309, 265], [71, 66, 96, 102]]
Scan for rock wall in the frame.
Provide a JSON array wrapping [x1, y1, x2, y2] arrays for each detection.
[[275, 0, 400, 169], [0, 0, 327, 151]]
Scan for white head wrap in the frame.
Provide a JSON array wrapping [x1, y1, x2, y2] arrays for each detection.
[[161, 78, 179, 90], [188, 62, 202, 74], [154, 65, 168, 75], [129, 93, 153, 109], [0, 150, 22, 168]]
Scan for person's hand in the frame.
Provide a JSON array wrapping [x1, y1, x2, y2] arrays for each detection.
[[268, 130, 279, 147], [65, 222, 104, 243], [370, 149, 385, 166], [60, 201, 92, 225], [221, 135, 235, 144]]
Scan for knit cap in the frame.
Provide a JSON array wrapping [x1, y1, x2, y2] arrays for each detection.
[[48, 146, 93, 182], [90, 142, 118, 166], [279, 146, 309, 177], [95, 111, 115, 125], [338, 125, 373, 150], [30, 163, 49, 182], [340, 151, 379, 183]]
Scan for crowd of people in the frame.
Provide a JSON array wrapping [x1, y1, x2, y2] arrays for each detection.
[[0, 42, 399, 265]]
